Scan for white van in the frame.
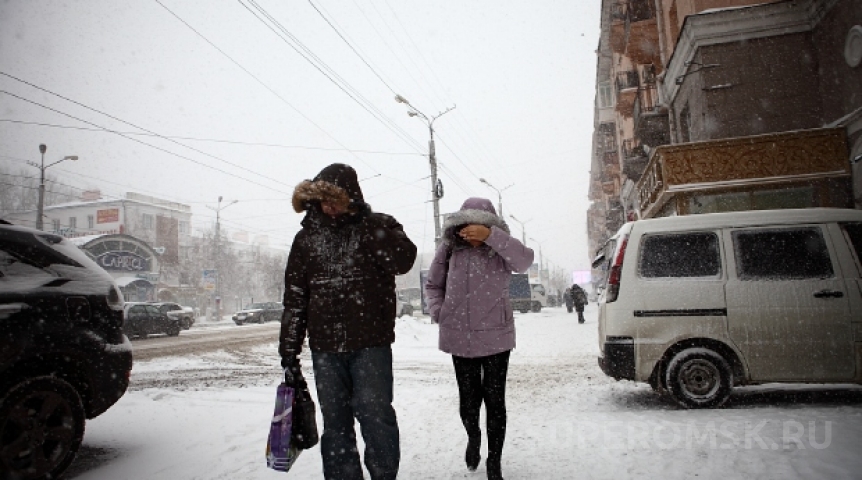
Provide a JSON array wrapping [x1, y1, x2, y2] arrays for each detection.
[[594, 208, 862, 408]]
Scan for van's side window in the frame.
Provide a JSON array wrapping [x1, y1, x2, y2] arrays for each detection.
[[733, 227, 833, 280], [638, 232, 720, 278], [840, 223, 862, 266]]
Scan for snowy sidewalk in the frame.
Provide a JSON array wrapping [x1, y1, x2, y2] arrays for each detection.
[[69, 306, 862, 479]]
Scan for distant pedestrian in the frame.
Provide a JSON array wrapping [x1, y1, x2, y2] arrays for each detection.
[[279, 163, 417, 480], [571, 283, 588, 323], [563, 287, 574, 313], [425, 197, 534, 480]]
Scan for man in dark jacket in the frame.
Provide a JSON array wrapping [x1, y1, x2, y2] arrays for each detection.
[[279, 163, 417, 480], [571, 283, 588, 323]]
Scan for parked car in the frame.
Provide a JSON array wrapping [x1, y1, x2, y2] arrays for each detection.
[[233, 301, 284, 325], [594, 208, 862, 409], [124, 302, 182, 338], [153, 302, 195, 329], [0, 220, 133, 479]]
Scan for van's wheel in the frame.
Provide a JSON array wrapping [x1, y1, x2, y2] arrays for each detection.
[[403, 305, 414, 317], [0, 376, 85, 480], [519, 308, 530, 314], [530, 302, 542, 313], [665, 348, 733, 409]]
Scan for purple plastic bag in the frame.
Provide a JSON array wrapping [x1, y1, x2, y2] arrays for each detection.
[[266, 383, 301, 472]]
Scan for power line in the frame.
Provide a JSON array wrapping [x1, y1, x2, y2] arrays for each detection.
[[0, 72, 298, 192], [0, 119, 423, 156], [152, 0, 381, 174], [237, 0, 425, 155], [307, 0, 399, 95], [0, 90, 294, 196]]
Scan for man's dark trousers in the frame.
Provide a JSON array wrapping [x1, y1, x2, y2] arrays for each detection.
[[312, 346, 399, 480]]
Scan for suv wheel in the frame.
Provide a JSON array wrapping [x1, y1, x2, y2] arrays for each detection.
[[182, 317, 191, 330], [0, 376, 85, 480], [166, 322, 181, 337], [665, 347, 733, 409]]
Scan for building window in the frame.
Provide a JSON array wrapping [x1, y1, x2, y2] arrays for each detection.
[[68, 217, 76, 230], [142, 214, 154, 230], [179, 221, 190, 235], [87, 215, 94, 229], [52, 219, 60, 231], [598, 81, 612, 108]]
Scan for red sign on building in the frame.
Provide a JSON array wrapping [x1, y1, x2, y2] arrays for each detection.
[[97, 208, 119, 224]]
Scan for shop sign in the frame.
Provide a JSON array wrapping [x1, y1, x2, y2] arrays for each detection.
[[96, 251, 150, 271], [202, 269, 217, 291], [97, 208, 119, 224]]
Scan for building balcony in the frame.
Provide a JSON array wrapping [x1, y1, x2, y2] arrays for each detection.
[[624, 0, 660, 65], [621, 139, 649, 182], [609, 2, 627, 54], [614, 70, 639, 117], [633, 85, 670, 149], [634, 128, 852, 219]]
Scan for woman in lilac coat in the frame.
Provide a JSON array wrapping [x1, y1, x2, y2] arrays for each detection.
[[425, 197, 534, 480]]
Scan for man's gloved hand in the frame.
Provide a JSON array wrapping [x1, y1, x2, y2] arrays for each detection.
[[283, 358, 304, 388]]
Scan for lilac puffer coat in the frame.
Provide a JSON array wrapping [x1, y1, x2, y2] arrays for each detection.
[[425, 198, 534, 358]]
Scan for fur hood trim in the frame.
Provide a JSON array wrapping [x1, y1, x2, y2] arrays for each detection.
[[442, 208, 510, 246], [292, 179, 350, 213]]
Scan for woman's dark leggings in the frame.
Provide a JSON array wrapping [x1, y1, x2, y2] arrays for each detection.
[[451, 350, 511, 462]]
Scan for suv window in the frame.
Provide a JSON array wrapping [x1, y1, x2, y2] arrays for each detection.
[[732, 227, 833, 280], [840, 222, 862, 266], [638, 232, 720, 278]]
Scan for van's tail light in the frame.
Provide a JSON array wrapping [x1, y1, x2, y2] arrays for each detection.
[[606, 236, 628, 303]]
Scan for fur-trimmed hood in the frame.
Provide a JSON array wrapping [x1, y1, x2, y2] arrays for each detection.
[[292, 163, 366, 214], [442, 197, 509, 247]]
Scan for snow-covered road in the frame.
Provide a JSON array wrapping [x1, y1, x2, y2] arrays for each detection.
[[68, 306, 862, 479]]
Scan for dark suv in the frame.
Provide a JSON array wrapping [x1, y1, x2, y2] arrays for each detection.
[[0, 221, 133, 479], [232, 301, 284, 325], [124, 302, 182, 338]]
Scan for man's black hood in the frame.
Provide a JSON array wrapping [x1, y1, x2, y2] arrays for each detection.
[[292, 163, 367, 214]]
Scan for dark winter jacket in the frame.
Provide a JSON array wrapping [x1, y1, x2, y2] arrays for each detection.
[[279, 164, 417, 363], [425, 197, 534, 358], [571, 284, 588, 307]]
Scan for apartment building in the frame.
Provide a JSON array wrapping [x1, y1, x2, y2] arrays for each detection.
[[588, 0, 862, 267]]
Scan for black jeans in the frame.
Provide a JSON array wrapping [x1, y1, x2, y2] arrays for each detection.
[[312, 346, 399, 480], [451, 350, 511, 462]]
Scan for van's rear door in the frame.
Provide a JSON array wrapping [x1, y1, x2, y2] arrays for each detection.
[[724, 224, 854, 382]]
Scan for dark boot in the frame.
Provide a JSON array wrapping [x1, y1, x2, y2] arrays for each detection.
[[466, 434, 481, 471], [486, 457, 503, 480]]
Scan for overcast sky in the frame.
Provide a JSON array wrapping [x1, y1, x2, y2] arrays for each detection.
[[0, 0, 601, 273]]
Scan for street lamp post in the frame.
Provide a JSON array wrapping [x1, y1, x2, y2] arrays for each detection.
[[529, 236, 544, 284], [395, 94, 455, 247], [479, 178, 513, 216], [207, 196, 238, 322], [508, 214, 531, 245], [28, 144, 78, 231]]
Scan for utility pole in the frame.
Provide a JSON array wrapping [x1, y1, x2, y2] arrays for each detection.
[[530, 237, 544, 284], [28, 144, 78, 231], [395, 95, 455, 247], [509, 214, 530, 245], [479, 178, 513, 216], [207, 196, 237, 321]]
